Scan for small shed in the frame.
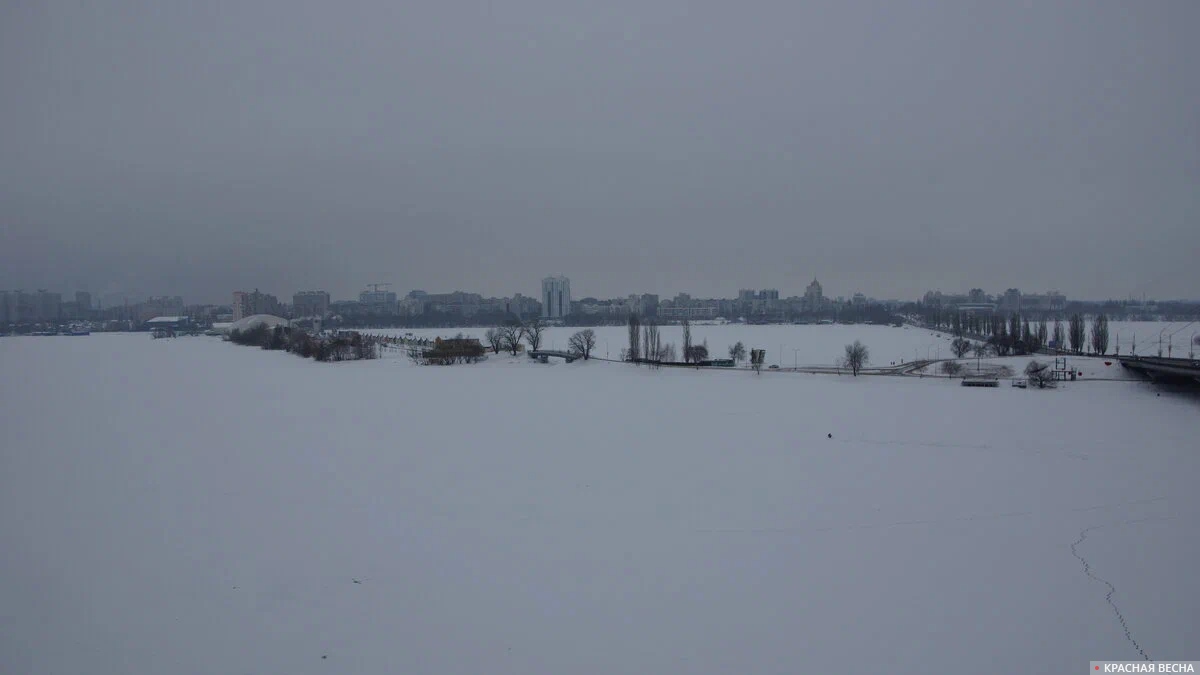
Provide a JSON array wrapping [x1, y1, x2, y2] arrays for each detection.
[[146, 316, 191, 330], [146, 316, 191, 337]]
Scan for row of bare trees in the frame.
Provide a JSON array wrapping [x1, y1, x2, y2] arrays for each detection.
[[1060, 313, 1108, 355], [626, 315, 718, 367], [1090, 313, 1109, 355], [484, 318, 547, 356], [230, 324, 380, 362], [729, 341, 746, 363], [620, 318, 878, 378], [482, 321, 603, 362], [983, 313, 1050, 356], [625, 313, 668, 364]]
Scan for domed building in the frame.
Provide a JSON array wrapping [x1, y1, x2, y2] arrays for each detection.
[[223, 314, 290, 336]]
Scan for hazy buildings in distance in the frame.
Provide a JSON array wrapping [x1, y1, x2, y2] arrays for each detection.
[[292, 291, 330, 318], [9, 276, 1197, 333], [922, 288, 1066, 315], [500, 293, 540, 320], [232, 290, 280, 321], [358, 287, 398, 315], [0, 290, 63, 323], [575, 294, 659, 318]]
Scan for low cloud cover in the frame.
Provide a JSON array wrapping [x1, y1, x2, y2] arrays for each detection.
[[3, 0, 1197, 303]]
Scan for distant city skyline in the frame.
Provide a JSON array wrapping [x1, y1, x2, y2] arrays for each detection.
[[5, 274, 1196, 310], [4, 258, 1199, 309], [6, 275, 1196, 330], [2, 277, 1196, 311]]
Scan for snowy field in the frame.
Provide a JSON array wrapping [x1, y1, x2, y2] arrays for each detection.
[[2, 333, 1198, 674]]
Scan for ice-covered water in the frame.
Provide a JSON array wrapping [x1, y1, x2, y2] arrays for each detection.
[[2, 333, 1197, 674]]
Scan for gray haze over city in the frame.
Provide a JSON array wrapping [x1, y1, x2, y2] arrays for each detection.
[[3, 0, 1198, 305]]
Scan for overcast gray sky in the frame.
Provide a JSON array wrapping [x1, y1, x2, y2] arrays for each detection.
[[2, 0, 1197, 304]]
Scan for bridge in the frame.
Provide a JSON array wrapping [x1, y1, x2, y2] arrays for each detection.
[[1117, 355, 1200, 385], [529, 350, 579, 363]]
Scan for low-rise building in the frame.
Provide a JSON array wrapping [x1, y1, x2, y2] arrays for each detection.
[[145, 316, 192, 331], [659, 305, 719, 319]]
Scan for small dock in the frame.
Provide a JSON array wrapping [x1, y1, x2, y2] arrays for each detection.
[[962, 376, 999, 388]]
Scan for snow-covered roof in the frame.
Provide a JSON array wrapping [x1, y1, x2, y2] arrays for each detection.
[[227, 314, 290, 334], [146, 316, 187, 323]]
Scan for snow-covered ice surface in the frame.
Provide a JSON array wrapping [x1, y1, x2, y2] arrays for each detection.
[[371, 320, 1200, 367], [371, 323, 961, 367], [2, 333, 1198, 674]]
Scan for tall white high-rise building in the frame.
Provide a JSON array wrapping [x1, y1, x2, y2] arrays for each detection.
[[541, 275, 571, 319]]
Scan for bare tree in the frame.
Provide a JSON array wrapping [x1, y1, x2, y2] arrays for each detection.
[[1069, 314, 1085, 355], [728, 341, 747, 363], [988, 318, 1013, 356], [750, 348, 766, 374], [1090, 313, 1109, 355], [662, 342, 677, 363], [1025, 360, 1056, 388], [685, 343, 708, 364], [642, 322, 663, 369], [643, 320, 660, 365], [681, 319, 692, 363], [627, 313, 641, 362], [940, 360, 964, 376], [523, 318, 546, 352], [951, 337, 972, 358], [484, 327, 504, 354], [568, 329, 596, 359], [842, 340, 869, 376], [499, 323, 522, 355], [582, 328, 598, 360], [1052, 318, 1065, 352], [972, 342, 992, 372]]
